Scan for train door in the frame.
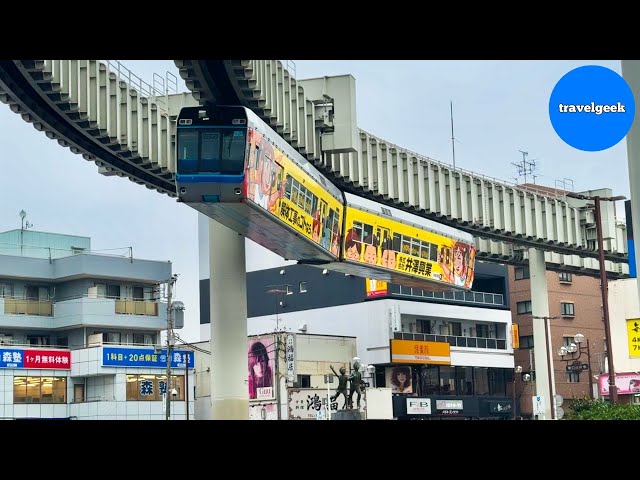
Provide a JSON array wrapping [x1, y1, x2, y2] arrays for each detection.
[[376, 226, 390, 267], [317, 199, 328, 244]]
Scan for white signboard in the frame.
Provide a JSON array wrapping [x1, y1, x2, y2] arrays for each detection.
[[287, 388, 366, 420], [532, 395, 544, 416], [406, 398, 432, 415], [257, 387, 273, 400], [285, 333, 296, 382]]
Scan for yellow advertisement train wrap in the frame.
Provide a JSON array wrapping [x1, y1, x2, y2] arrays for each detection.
[[244, 129, 343, 256], [343, 205, 476, 289]]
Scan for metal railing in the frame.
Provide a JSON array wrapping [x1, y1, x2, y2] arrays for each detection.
[[393, 331, 507, 350], [394, 286, 504, 306], [100, 60, 179, 113]]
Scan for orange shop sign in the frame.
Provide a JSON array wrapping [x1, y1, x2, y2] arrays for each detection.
[[390, 339, 451, 365]]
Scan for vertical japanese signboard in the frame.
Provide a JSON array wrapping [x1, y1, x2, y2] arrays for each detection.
[[285, 333, 296, 382]]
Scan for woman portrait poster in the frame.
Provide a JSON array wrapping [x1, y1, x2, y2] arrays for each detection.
[[386, 366, 413, 394], [248, 336, 276, 400]]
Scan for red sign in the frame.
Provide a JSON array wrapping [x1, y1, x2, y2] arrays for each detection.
[[23, 349, 71, 369]]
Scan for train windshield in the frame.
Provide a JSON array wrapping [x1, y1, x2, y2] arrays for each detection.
[[177, 127, 247, 175]]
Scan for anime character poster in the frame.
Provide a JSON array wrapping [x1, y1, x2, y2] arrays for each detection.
[[438, 241, 476, 289], [248, 335, 276, 400], [245, 130, 285, 216]]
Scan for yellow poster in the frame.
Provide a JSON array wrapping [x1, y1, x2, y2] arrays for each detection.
[[512, 324, 520, 349], [626, 319, 640, 357], [344, 206, 476, 289], [244, 129, 343, 257], [365, 278, 388, 298]]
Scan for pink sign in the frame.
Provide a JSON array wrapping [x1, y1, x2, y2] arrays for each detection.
[[598, 372, 640, 395], [23, 349, 71, 369]]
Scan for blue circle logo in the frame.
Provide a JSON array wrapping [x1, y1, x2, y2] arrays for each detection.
[[549, 65, 635, 152]]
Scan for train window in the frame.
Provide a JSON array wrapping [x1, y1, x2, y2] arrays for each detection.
[[201, 131, 221, 172], [353, 221, 374, 245], [221, 129, 246, 174], [177, 130, 199, 173]]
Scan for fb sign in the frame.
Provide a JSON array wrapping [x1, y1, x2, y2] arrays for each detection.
[[406, 398, 431, 415]]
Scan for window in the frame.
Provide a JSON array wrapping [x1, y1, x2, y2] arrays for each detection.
[[451, 322, 462, 337], [566, 371, 580, 383], [27, 336, 49, 346], [517, 300, 532, 314], [559, 272, 573, 283], [132, 286, 144, 300], [56, 337, 68, 347], [519, 335, 534, 349], [71, 246, 85, 255], [0, 283, 13, 297], [297, 375, 311, 388], [515, 266, 530, 280], [476, 324, 490, 338], [299, 282, 307, 293], [14, 376, 66, 404], [103, 332, 121, 344], [286, 285, 293, 295], [126, 374, 185, 401], [106, 284, 121, 299], [133, 333, 155, 345], [416, 319, 432, 334], [561, 302, 575, 316]]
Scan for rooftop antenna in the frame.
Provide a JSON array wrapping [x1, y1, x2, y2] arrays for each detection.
[[450, 100, 456, 170], [512, 150, 537, 185], [19, 210, 33, 257]]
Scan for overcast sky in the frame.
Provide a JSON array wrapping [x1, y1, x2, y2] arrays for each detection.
[[0, 60, 631, 343]]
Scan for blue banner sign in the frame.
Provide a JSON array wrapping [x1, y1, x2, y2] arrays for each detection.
[[102, 347, 195, 368]]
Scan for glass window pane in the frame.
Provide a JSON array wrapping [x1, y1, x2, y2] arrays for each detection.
[[201, 131, 221, 172], [177, 130, 199, 173]]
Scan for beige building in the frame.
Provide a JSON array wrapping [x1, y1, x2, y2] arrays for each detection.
[[191, 333, 357, 420]]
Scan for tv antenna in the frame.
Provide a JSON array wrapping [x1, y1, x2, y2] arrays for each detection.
[[511, 150, 537, 185], [450, 100, 462, 170]]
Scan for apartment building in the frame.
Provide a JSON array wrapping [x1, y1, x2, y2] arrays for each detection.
[[0, 228, 193, 420]]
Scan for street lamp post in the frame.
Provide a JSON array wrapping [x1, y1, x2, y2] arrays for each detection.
[[567, 192, 626, 404], [513, 365, 523, 420], [557, 333, 594, 399]]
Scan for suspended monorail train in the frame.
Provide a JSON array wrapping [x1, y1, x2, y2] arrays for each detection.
[[175, 105, 476, 291]]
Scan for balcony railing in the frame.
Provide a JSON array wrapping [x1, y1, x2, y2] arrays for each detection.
[[393, 331, 507, 350], [3, 297, 53, 316], [394, 286, 504, 306], [115, 299, 158, 316]]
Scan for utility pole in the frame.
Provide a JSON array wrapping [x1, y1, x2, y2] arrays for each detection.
[[567, 192, 626, 404], [165, 274, 177, 420], [266, 284, 287, 420], [185, 352, 190, 421]]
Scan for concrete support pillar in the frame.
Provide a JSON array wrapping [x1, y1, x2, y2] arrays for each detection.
[[528, 247, 556, 420], [621, 61, 640, 298], [209, 219, 248, 419]]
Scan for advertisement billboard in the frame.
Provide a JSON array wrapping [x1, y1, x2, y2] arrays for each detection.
[[385, 366, 413, 394], [390, 339, 451, 365], [287, 388, 366, 420], [102, 347, 194, 368], [0, 348, 71, 369], [599, 372, 640, 395], [365, 278, 388, 298], [248, 335, 276, 400]]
